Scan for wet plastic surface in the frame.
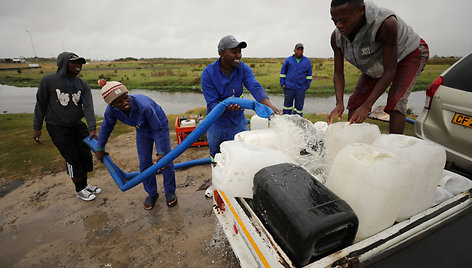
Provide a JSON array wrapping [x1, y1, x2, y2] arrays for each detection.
[[252, 163, 359, 267]]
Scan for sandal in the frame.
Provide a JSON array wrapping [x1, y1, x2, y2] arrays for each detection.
[[144, 193, 159, 210], [165, 192, 178, 207]]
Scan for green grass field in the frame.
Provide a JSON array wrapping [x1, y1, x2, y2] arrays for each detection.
[[0, 57, 456, 95], [0, 55, 445, 181], [0, 114, 135, 181], [0, 112, 412, 181]]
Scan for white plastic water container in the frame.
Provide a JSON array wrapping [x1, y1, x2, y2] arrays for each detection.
[[212, 141, 294, 198], [235, 121, 326, 180], [372, 134, 446, 221], [438, 169, 472, 196], [432, 186, 454, 206], [250, 114, 270, 130], [324, 122, 381, 173], [234, 129, 280, 151], [326, 143, 412, 242], [313, 121, 328, 133]]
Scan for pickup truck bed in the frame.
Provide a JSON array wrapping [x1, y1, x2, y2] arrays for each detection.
[[213, 185, 472, 267], [369, 202, 472, 268]]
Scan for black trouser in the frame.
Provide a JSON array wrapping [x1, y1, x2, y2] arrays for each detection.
[[47, 122, 92, 191]]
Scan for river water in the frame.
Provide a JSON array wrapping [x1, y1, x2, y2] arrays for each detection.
[[0, 84, 427, 116]]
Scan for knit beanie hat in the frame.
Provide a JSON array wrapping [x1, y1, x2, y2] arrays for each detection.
[[98, 79, 128, 105]]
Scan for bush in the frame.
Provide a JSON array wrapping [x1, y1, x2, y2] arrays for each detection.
[[98, 74, 111, 81], [428, 56, 460, 65]]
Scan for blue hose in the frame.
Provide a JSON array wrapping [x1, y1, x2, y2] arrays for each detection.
[[406, 118, 415, 125], [83, 138, 212, 179], [83, 97, 274, 191]]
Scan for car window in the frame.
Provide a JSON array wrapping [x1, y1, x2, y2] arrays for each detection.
[[442, 53, 472, 93]]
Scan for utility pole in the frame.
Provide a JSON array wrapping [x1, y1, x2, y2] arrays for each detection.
[[25, 30, 37, 58]]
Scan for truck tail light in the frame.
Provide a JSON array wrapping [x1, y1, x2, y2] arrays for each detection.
[[214, 190, 225, 211], [425, 76, 443, 109]]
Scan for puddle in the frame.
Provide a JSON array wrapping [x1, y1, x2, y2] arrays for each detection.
[[0, 207, 84, 267], [0, 179, 24, 198]]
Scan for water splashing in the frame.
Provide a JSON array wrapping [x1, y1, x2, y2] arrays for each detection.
[[270, 115, 327, 182]]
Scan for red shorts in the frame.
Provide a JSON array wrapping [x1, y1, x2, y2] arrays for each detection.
[[347, 39, 429, 115]]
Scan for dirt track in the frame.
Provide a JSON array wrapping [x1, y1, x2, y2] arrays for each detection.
[[0, 131, 239, 267]]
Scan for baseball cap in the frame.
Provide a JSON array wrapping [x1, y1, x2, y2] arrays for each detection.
[[69, 54, 86, 64], [295, 43, 304, 49], [218, 35, 247, 52]]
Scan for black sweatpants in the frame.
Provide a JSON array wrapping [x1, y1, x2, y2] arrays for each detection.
[[46, 122, 93, 183]]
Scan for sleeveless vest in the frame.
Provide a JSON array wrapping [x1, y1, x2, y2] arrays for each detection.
[[335, 1, 420, 78]]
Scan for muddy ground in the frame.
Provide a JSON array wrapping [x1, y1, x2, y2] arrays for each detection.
[[0, 131, 239, 267]]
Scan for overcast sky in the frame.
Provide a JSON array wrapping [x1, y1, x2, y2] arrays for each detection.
[[1, 0, 471, 60]]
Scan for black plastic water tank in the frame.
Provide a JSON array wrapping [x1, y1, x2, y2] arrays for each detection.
[[252, 163, 358, 267]]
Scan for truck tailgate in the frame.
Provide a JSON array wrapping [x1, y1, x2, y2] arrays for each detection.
[[213, 188, 472, 267]]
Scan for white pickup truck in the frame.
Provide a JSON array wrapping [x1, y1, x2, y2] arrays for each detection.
[[212, 167, 472, 268]]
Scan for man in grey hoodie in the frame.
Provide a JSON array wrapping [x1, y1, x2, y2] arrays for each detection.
[[33, 52, 101, 201]]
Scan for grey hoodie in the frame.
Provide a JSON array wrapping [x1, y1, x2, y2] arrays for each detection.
[[33, 52, 96, 130]]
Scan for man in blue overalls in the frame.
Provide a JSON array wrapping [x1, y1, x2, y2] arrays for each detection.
[[280, 43, 313, 116], [95, 80, 177, 210], [201, 35, 279, 197]]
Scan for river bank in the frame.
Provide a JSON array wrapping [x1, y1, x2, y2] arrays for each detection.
[[0, 84, 429, 116], [0, 57, 452, 95]]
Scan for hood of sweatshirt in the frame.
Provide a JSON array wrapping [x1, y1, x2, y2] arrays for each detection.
[[56, 52, 85, 78]]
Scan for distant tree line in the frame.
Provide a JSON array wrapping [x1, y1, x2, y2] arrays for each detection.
[[0, 55, 461, 66], [428, 55, 460, 65]]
